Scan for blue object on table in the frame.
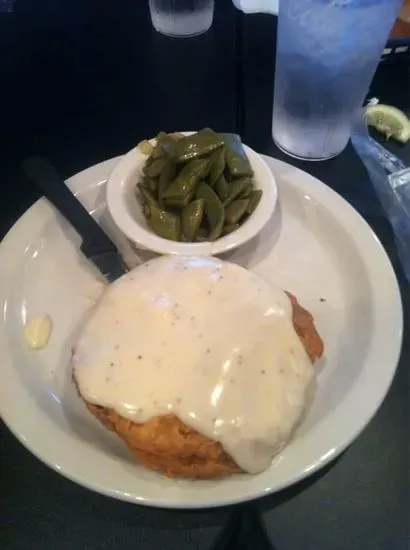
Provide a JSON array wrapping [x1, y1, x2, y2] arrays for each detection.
[[351, 110, 410, 281]]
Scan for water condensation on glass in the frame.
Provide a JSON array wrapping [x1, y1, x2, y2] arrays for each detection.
[[272, 0, 403, 160], [149, 0, 214, 37], [286, 0, 401, 63]]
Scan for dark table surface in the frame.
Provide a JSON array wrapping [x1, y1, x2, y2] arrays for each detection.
[[1, 2, 409, 549]]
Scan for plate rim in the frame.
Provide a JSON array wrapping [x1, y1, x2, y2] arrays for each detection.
[[0, 155, 403, 508]]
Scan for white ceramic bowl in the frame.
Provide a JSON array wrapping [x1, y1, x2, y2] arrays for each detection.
[[106, 132, 277, 256]]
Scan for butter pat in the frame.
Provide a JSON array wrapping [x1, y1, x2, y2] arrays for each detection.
[[24, 315, 53, 350]]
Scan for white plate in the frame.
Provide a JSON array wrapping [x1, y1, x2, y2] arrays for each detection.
[[0, 155, 402, 509]]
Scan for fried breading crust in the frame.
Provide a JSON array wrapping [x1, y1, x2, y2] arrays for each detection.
[[86, 406, 241, 478], [285, 292, 324, 362], [77, 293, 324, 478]]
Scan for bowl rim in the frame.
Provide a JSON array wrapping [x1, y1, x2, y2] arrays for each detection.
[[106, 131, 278, 256]]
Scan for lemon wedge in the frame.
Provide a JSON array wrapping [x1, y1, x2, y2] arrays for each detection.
[[365, 104, 410, 143]]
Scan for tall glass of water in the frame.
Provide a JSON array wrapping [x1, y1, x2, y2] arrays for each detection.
[[272, 0, 403, 161], [149, 0, 214, 37]]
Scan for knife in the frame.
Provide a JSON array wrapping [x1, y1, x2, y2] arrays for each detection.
[[22, 156, 128, 283]]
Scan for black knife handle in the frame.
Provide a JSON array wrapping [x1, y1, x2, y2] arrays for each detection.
[[22, 156, 118, 257]]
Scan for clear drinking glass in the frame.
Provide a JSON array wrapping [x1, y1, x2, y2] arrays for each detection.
[[272, 0, 403, 161], [149, 0, 215, 37]]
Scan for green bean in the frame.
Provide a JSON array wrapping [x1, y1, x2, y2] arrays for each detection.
[[196, 182, 225, 241], [222, 133, 254, 178], [164, 189, 196, 209], [182, 199, 205, 242], [225, 199, 249, 225], [141, 176, 157, 194], [144, 157, 167, 178], [222, 134, 253, 178], [157, 157, 177, 205], [215, 174, 229, 202], [224, 177, 252, 206], [246, 189, 263, 215], [174, 128, 224, 163], [156, 133, 178, 158], [238, 183, 253, 199], [149, 207, 181, 241], [208, 147, 226, 186], [162, 158, 209, 207], [138, 183, 159, 210]]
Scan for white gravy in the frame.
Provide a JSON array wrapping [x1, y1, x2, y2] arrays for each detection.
[[73, 256, 315, 474]]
